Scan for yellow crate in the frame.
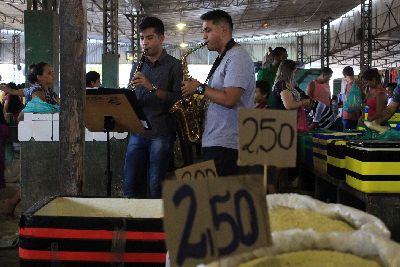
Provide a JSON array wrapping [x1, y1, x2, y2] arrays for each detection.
[[346, 175, 400, 193], [345, 140, 400, 193]]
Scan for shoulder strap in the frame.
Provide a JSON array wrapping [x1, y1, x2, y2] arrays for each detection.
[[205, 38, 236, 84]]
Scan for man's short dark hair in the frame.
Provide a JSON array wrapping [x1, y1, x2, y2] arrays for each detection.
[[200, 9, 233, 31], [321, 67, 333, 76], [256, 80, 269, 95], [342, 66, 354, 76], [139, 17, 164, 35], [361, 68, 381, 81], [271, 47, 287, 57], [86, 71, 100, 87]]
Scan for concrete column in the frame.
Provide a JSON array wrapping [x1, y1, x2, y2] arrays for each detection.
[[24, 10, 59, 92], [102, 53, 119, 88]]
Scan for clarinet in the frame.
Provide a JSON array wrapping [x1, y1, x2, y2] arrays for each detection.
[[128, 50, 147, 91]]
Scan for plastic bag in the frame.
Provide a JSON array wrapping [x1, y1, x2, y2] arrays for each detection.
[[267, 193, 390, 238], [343, 82, 363, 113], [22, 97, 60, 113], [297, 107, 309, 132], [201, 230, 400, 267]]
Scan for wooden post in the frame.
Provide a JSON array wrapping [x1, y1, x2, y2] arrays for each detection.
[[59, 0, 86, 195]]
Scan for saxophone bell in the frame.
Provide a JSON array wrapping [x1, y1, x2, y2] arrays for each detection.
[[170, 41, 207, 143]]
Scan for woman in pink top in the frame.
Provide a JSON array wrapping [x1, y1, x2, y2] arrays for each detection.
[[306, 67, 333, 106], [362, 68, 387, 121]]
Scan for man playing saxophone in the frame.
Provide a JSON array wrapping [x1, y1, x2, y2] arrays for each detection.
[[181, 10, 255, 176], [124, 17, 183, 198]]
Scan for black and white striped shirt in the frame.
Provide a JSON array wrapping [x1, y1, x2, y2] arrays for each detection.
[[309, 101, 336, 129]]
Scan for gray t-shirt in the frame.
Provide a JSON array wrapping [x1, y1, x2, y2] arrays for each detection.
[[202, 46, 255, 150]]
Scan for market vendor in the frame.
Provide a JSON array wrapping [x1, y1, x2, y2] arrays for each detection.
[[371, 82, 400, 125]]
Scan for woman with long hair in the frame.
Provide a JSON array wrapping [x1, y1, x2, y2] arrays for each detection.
[[362, 68, 386, 122], [270, 59, 311, 110], [268, 60, 312, 194]]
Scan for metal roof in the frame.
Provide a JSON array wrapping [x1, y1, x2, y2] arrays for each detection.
[[0, 0, 362, 45]]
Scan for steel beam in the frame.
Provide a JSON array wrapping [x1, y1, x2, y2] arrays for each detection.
[[359, 0, 372, 71], [141, 0, 279, 13], [320, 18, 330, 68], [12, 33, 20, 65], [103, 0, 118, 54], [125, 12, 143, 65], [296, 35, 304, 64]]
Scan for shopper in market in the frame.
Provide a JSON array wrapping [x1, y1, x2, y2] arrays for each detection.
[[181, 9, 255, 176], [255, 80, 269, 108], [256, 47, 288, 106], [261, 46, 274, 68], [3, 82, 24, 124], [86, 71, 101, 89], [361, 68, 387, 122], [306, 67, 333, 106], [308, 99, 342, 131], [268, 59, 312, 193], [0, 62, 59, 106], [386, 82, 397, 105], [340, 66, 362, 129], [270, 59, 312, 111], [372, 82, 400, 125]]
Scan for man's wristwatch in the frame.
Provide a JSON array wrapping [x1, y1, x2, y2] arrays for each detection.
[[196, 83, 206, 95], [150, 83, 158, 92]]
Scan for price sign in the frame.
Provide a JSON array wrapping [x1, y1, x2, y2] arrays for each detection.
[[175, 160, 218, 180], [238, 108, 297, 167], [163, 175, 271, 267]]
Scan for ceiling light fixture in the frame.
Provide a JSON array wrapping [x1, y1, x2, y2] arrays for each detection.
[[176, 22, 187, 30], [125, 51, 134, 61], [179, 42, 188, 48]]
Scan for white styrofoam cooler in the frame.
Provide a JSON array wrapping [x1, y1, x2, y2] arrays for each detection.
[[18, 113, 128, 141]]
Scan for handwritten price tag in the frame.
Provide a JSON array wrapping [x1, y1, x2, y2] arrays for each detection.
[[238, 109, 297, 167], [175, 160, 218, 180], [163, 175, 271, 267]]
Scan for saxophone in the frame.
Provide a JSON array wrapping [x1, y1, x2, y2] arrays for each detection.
[[128, 50, 147, 91], [170, 42, 207, 143]]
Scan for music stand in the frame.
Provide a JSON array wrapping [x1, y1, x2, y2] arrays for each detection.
[[85, 88, 150, 196]]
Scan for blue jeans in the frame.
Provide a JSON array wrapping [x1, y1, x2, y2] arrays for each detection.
[[123, 134, 175, 198]]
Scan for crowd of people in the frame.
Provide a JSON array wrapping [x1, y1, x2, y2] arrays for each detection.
[[253, 46, 398, 192], [0, 9, 399, 211], [255, 49, 398, 132]]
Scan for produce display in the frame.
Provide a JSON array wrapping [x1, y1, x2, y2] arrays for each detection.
[[238, 250, 381, 267], [270, 206, 354, 233], [266, 193, 390, 238]]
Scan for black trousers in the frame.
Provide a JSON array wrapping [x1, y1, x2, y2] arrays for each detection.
[[202, 146, 239, 177]]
